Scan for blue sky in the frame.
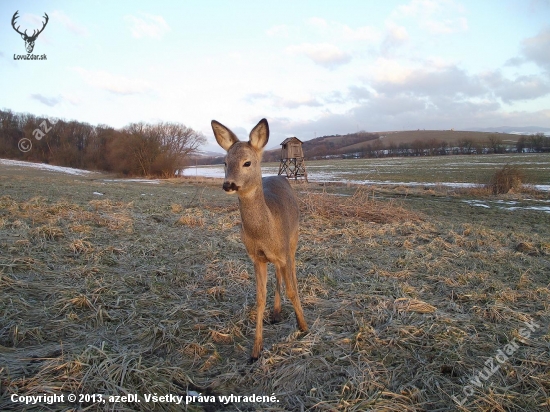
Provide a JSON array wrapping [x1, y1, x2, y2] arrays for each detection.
[[1, 0, 549, 153]]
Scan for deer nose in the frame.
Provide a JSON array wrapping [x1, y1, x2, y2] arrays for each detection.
[[223, 181, 238, 192]]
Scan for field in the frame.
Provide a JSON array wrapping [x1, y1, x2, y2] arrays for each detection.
[[1, 159, 549, 411], [186, 153, 550, 190]]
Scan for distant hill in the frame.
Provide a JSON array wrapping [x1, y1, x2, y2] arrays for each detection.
[[461, 126, 550, 135], [262, 129, 527, 161], [197, 127, 548, 164]]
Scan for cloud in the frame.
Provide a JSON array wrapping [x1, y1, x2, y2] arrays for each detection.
[[520, 27, 550, 71], [373, 65, 486, 98], [482, 71, 550, 102], [125, 13, 170, 39], [266, 24, 289, 38], [51, 11, 88, 36], [422, 17, 468, 34], [368, 58, 414, 84], [381, 23, 409, 54], [30, 93, 81, 107], [31, 94, 61, 107], [245, 92, 322, 108], [270, 95, 518, 138], [391, 0, 468, 34], [286, 43, 352, 69], [307, 17, 329, 30], [73, 67, 153, 95], [347, 86, 372, 102], [306, 17, 380, 42]]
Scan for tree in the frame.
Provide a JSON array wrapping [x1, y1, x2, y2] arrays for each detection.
[[458, 137, 475, 154], [487, 134, 504, 154], [528, 133, 545, 152], [516, 136, 527, 153], [108, 122, 205, 177]]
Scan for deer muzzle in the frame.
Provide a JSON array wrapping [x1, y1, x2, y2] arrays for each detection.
[[222, 181, 239, 192]]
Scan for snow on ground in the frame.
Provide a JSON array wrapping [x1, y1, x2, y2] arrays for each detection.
[[0, 158, 95, 176], [180, 166, 549, 191], [102, 179, 160, 184], [0, 159, 161, 184], [462, 199, 550, 213]]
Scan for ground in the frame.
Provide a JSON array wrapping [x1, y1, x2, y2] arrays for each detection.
[[0, 163, 549, 411]]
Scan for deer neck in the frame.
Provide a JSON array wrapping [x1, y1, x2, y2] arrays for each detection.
[[237, 182, 271, 237]]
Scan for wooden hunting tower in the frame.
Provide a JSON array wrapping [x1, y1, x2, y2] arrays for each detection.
[[278, 137, 308, 182]]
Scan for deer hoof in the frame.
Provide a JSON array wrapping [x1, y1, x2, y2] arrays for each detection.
[[270, 311, 282, 324]]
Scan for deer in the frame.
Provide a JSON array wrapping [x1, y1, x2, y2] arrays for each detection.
[[211, 118, 308, 362], [11, 11, 49, 54]]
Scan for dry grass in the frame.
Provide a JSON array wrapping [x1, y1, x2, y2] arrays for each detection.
[[299, 186, 421, 224], [0, 173, 549, 411]]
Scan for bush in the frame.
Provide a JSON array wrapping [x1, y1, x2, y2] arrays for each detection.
[[489, 165, 525, 194]]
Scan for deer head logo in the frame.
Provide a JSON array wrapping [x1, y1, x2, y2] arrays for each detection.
[[11, 11, 49, 54]]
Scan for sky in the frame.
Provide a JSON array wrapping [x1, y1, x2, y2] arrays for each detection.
[[1, 0, 549, 153]]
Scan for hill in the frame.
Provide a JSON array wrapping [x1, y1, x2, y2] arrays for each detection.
[[262, 129, 525, 161]]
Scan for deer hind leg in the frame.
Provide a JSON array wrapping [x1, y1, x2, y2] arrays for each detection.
[[271, 265, 283, 324], [251, 260, 268, 361], [278, 257, 308, 333]]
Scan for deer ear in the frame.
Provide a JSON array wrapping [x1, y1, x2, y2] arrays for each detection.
[[249, 118, 269, 151], [212, 120, 239, 152]]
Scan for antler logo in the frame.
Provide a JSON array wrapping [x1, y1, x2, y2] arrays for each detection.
[[11, 10, 49, 54]]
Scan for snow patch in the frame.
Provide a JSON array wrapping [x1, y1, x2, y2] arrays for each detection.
[[0, 158, 94, 176]]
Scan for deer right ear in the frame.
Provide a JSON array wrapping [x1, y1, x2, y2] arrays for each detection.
[[212, 120, 240, 152]]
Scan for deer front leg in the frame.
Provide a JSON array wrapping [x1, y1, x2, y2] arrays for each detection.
[[251, 260, 268, 362]]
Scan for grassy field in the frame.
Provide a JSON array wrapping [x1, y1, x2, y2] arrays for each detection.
[[0, 161, 549, 411], [187, 153, 550, 189], [301, 153, 550, 187]]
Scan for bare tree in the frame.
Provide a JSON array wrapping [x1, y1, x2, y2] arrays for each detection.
[[112, 122, 205, 177], [487, 134, 504, 154]]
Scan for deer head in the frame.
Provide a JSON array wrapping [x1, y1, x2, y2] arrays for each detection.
[[12, 11, 49, 54]]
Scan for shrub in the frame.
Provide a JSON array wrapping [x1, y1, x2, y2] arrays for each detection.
[[489, 165, 525, 194]]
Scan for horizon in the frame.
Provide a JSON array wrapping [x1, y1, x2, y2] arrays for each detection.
[[1, 0, 549, 154]]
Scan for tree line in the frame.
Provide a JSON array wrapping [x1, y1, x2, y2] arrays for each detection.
[[0, 109, 205, 177], [195, 130, 549, 165], [348, 133, 550, 159]]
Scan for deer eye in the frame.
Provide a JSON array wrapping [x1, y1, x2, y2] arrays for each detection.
[[243, 161, 251, 167]]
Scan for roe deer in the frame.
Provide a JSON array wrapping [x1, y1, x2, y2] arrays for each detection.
[[211, 118, 308, 361]]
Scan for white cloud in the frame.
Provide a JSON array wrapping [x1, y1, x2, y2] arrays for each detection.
[[422, 17, 468, 34], [73, 67, 153, 95], [286, 43, 352, 69], [381, 22, 409, 53], [368, 58, 414, 84], [306, 17, 380, 42], [341, 24, 380, 42], [245, 92, 322, 109], [125, 13, 170, 39], [307, 17, 330, 30], [266, 24, 289, 38], [391, 0, 468, 35], [51, 11, 88, 37]]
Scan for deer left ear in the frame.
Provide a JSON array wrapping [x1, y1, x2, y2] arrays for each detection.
[[249, 119, 269, 151]]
